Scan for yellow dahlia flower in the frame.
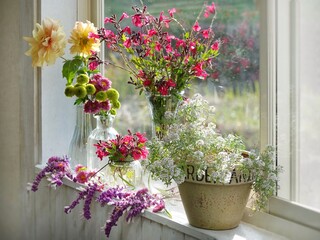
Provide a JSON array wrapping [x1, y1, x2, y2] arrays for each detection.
[[24, 18, 67, 67], [68, 21, 100, 56]]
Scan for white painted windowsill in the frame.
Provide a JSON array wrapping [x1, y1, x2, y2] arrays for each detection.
[[35, 165, 288, 240]]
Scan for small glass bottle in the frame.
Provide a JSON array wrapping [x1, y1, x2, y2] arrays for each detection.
[[87, 115, 118, 173], [68, 105, 93, 169]]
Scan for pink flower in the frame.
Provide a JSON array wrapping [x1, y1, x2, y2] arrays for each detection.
[[176, 39, 186, 47], [100, 101, 111, 111], [88, 32, 100, 39], [189, 41, 197, 54], [168, 8, 176, 17], [166, 79, 176, 87], [192, 21, 201, 32], [136, 132, 148, 143], [132, 14, 144, 27], [122, 26, 131, 35], [202, 29, 212, 39], [158, 85, 169, 96], [193, 62, 209, 79], [132, 149, 143, 160], [148, 29, 157, 37], [123, 38, 131, 48], [88, 61, 99, 71], [119, 12, 129, 22], [165, 44, 173, 53], [76, 171, 89, 184], [84, 100, 100, 114], [211, 40, 220, 51], [143, 79, 152, 87], [204, 2, 216, 18], [104, 17, 115, 24], [153, 201, 165, 213], [159, 12, 171, 28], [155, 42, 161, 52]]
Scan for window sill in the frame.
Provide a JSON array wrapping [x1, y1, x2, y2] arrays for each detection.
[[34, 165, 303, 240]]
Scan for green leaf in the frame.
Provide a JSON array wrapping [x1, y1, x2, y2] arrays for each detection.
[[62, 59, 83, 85]]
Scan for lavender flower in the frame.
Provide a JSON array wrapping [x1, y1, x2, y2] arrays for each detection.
[[98, 187, 165, 238], [64, 187, 89, 214], [29, 156, 73, 192], [83, 183, 99, 220]]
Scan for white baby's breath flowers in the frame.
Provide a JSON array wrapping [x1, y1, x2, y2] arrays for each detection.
[[147, 94, 282, 211]]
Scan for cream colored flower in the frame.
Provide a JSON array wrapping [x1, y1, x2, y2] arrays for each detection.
[[24, 18, 67, 67], [68, 21, 100, 56]]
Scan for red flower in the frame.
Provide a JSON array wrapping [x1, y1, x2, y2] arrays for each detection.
[[168, 8, 176, 17], [166, 79, 176, 87], [123, 38, 131, 48], [119, 12, 129, 22], [89, 61, 99, 71], [148, 29, 157, 37], [122, 26, 131, 35], [104, 17, 115, 24], [211, 40, 220, 51], [192, 21, 201, 32], [143, 79, 152, 87], [202, 29, 212, 39], [204, 2, 216, 18], [132, 14, 144, 27], [158, 85, 169, 96]]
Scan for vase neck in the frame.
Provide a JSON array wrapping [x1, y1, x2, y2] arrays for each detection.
[[95, 115, 115, 130]]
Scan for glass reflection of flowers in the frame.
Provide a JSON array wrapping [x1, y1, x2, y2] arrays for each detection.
[[23, 19, 121, 117], [211, 17, 259, 95]]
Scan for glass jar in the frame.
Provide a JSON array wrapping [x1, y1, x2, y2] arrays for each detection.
[[109, 160, 142, 188], [68, 105, 93, 169], [87, 115, 118, 174]]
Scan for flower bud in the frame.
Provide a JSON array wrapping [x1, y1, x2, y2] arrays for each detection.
[[76, 74, 89, 84], [86, 84, 96, 95], [74, 86, 87, 98], [112, 100, 121, 109], [110, 108, 117, 115], [64, 85, 75, 97], [95, 91, 108, 101], [106, 88, 120, 101]]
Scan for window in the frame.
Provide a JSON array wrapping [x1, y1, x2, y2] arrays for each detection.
[[39, 0, 320, 236], [276, 0, 320, 214]]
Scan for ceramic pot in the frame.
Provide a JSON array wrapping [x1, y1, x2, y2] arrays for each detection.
[[178, 166, 253, 230]]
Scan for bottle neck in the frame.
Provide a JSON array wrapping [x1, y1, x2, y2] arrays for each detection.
[[95, 115, 114, 129]]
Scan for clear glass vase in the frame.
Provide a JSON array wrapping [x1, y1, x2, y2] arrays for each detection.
[[109, 160, 142, 188], [87, 115, 118, 173], [145, 92, 182, 196], [68, 105, 93, 169], [145, 92, 182, 140]]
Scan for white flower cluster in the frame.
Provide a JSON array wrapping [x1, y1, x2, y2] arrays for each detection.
[[147, 94, 282, 211]]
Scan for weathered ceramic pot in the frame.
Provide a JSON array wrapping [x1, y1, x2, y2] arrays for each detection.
[[178, 164, 253, 230]]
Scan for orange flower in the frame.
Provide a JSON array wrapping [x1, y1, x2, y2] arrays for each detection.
[[68, 21, 100, 56], [24, 18, 67, 67]]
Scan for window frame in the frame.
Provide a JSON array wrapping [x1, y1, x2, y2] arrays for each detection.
[[35, 0, 320, 237], [261, 0, 320, 234]]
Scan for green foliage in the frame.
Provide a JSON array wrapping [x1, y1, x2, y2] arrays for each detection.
[[62, 58, 83, 85]]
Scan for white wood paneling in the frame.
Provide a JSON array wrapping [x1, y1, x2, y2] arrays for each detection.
[[142, 219, 162, 240]]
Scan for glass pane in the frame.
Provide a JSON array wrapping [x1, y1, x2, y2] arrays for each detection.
[[295, 0, 320, 210], [104, 0, 260, 150]]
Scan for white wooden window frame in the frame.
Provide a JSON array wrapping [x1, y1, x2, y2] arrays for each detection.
[[258, 0, 320, 236], [34, 0, 320, 239]]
